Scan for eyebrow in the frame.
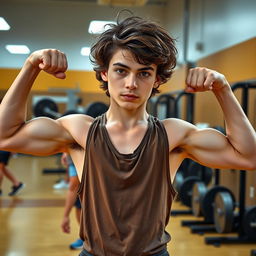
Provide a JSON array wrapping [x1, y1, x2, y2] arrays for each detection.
[[113, 62, 154, 71]]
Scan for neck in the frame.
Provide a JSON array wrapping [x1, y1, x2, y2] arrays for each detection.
[[106, 105, 149, 129]]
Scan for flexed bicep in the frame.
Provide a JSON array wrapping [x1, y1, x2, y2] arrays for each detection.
[[182, 127, 253, 170], [0, 117, 74, 155]]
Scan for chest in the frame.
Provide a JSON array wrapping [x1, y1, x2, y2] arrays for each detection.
[[105, 125, 148, 155]]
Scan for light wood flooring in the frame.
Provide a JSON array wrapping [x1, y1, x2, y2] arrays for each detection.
[[0, 155, 255, 256]]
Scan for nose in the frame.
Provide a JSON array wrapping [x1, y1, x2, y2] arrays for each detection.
[[125, 73, 138, 90]]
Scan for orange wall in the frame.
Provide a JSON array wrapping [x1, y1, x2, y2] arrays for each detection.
[[0, 69, 102, 93], [194, 38, 256, 127]]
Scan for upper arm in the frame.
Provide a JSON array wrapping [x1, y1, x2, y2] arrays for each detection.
[[181, 127, 236, 168], [164, 118, 252, 170], [0, 116, 74, 156]]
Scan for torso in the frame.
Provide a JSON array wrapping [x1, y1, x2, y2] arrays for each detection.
[[64, 114, 189, 182]]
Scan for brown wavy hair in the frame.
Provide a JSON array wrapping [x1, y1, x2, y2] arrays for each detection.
[[90, 15, 177, 97]]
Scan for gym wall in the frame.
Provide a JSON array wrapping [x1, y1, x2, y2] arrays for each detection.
[[0, 69, 110, 118]]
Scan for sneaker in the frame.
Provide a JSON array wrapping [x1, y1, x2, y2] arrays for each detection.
[[8, 183, 25, 196], [53, 179, 69, 189], [69, 238, 83, 250]]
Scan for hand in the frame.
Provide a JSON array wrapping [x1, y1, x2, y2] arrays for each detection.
[[61, 216, 71, 233], [185, 67, 229, 93], [27, 49, 68, 79]]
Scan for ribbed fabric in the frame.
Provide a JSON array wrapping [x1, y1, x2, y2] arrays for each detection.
[[78, 114, 177, 256]]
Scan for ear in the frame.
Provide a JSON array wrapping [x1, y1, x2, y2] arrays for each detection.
[[153, 75, 161, 88], [101, 71, 108, 82]]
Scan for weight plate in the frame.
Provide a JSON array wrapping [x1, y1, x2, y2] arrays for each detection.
[[179, 176, 201, 207], [187, 161, 213, 185], [201, 186, 235, 222], [214, 191, 234, 233], [85, 102, 109, 118], [192, 182, 207, 217], [173, 172, 184, 194], [243, 206, 256, 240], [34, 98, 59, 118], [62, 110, 80, 116]]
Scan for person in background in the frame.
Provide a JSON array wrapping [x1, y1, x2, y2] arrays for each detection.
[[0, 150, 25, 196], [60, 152, 83, 250]]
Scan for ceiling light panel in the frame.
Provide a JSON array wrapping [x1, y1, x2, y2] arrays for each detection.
[[0, 17, 10, 30], [5, 45, 30, 54], [81, 47, 90, 56], [88, 20, 116, 34]]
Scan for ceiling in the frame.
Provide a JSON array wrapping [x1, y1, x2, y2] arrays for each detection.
[[0, 0, 169, 71]]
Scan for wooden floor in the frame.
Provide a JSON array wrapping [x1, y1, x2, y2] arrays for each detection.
[[0, 155, 255, 256]]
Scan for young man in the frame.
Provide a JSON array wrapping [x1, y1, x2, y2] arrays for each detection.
[[0, 16, 255, 256]]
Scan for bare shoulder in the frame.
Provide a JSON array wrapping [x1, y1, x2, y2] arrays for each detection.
[[162, 118, 197, 151], [57, 114, 95, 149]]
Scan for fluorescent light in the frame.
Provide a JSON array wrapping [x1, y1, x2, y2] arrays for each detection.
[[5, 45, 30, 54], [88, 20, 116, 34], [0, 17, 10, 30], [80, 47, 90, 56]]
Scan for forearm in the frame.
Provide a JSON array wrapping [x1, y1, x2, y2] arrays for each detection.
[[63, 189, 77, 218], [0, 60, 40, 138], [214, 85, 256, 157]]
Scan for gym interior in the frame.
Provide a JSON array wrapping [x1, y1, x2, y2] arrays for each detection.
[[0, 0, 256, 256]]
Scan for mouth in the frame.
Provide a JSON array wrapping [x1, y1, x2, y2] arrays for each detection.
[[120, 93, 139, 101]]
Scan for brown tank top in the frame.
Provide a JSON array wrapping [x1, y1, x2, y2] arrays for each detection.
[[78, 114, 177, 256]]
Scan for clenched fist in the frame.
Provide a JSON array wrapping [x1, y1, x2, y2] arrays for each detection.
[[27, 49, 68, 79], [185, 67, 229, 93]]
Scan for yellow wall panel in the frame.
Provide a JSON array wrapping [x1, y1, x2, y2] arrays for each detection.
[[0, 69, 102, 93]]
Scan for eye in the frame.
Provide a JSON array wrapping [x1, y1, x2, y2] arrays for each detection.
[[115, 68, 126, 75], [138, 71, 151, 78]]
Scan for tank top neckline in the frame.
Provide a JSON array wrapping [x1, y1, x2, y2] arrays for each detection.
[[101, 113, 153, 159]]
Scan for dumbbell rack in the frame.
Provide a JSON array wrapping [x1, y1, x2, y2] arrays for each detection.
[[205, 81, 256, 246]]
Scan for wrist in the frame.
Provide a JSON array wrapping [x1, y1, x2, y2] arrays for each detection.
[[213, 81, 231, 96], [24, 55, 41, 74]]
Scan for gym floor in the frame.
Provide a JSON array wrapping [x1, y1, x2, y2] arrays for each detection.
[[0, 155, 254, 256]]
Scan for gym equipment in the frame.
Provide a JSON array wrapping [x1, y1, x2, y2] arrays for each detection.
[[34, 98, 61, 119], [205, 80, 256, 246], [34, 98, 109, 119], [213, 191, 237, 233], [85, 102, 109, 118], [151, 93, 176, 119], [175, 161, 213, 207]]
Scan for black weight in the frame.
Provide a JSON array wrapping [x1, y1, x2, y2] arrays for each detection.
[[214, 191, 235, 233], [186, 161, 213, 185], [243, 206, 256, 240], [179, 176, 201, 207], [62, 110, 80, 116], [34, 98, 59, 118], [85, 102, 108, 118], [251, 250, 256, 256], [201, 186, 235, 222], [173, 171, 184, 194], [192, 182, 207, 217]]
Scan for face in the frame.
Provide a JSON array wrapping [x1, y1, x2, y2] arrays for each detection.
[[101, 49, 159, 111]]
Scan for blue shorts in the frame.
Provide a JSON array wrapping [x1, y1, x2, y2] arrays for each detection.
[[79, 248, 169, 256], [68, 164, 77, 177]]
